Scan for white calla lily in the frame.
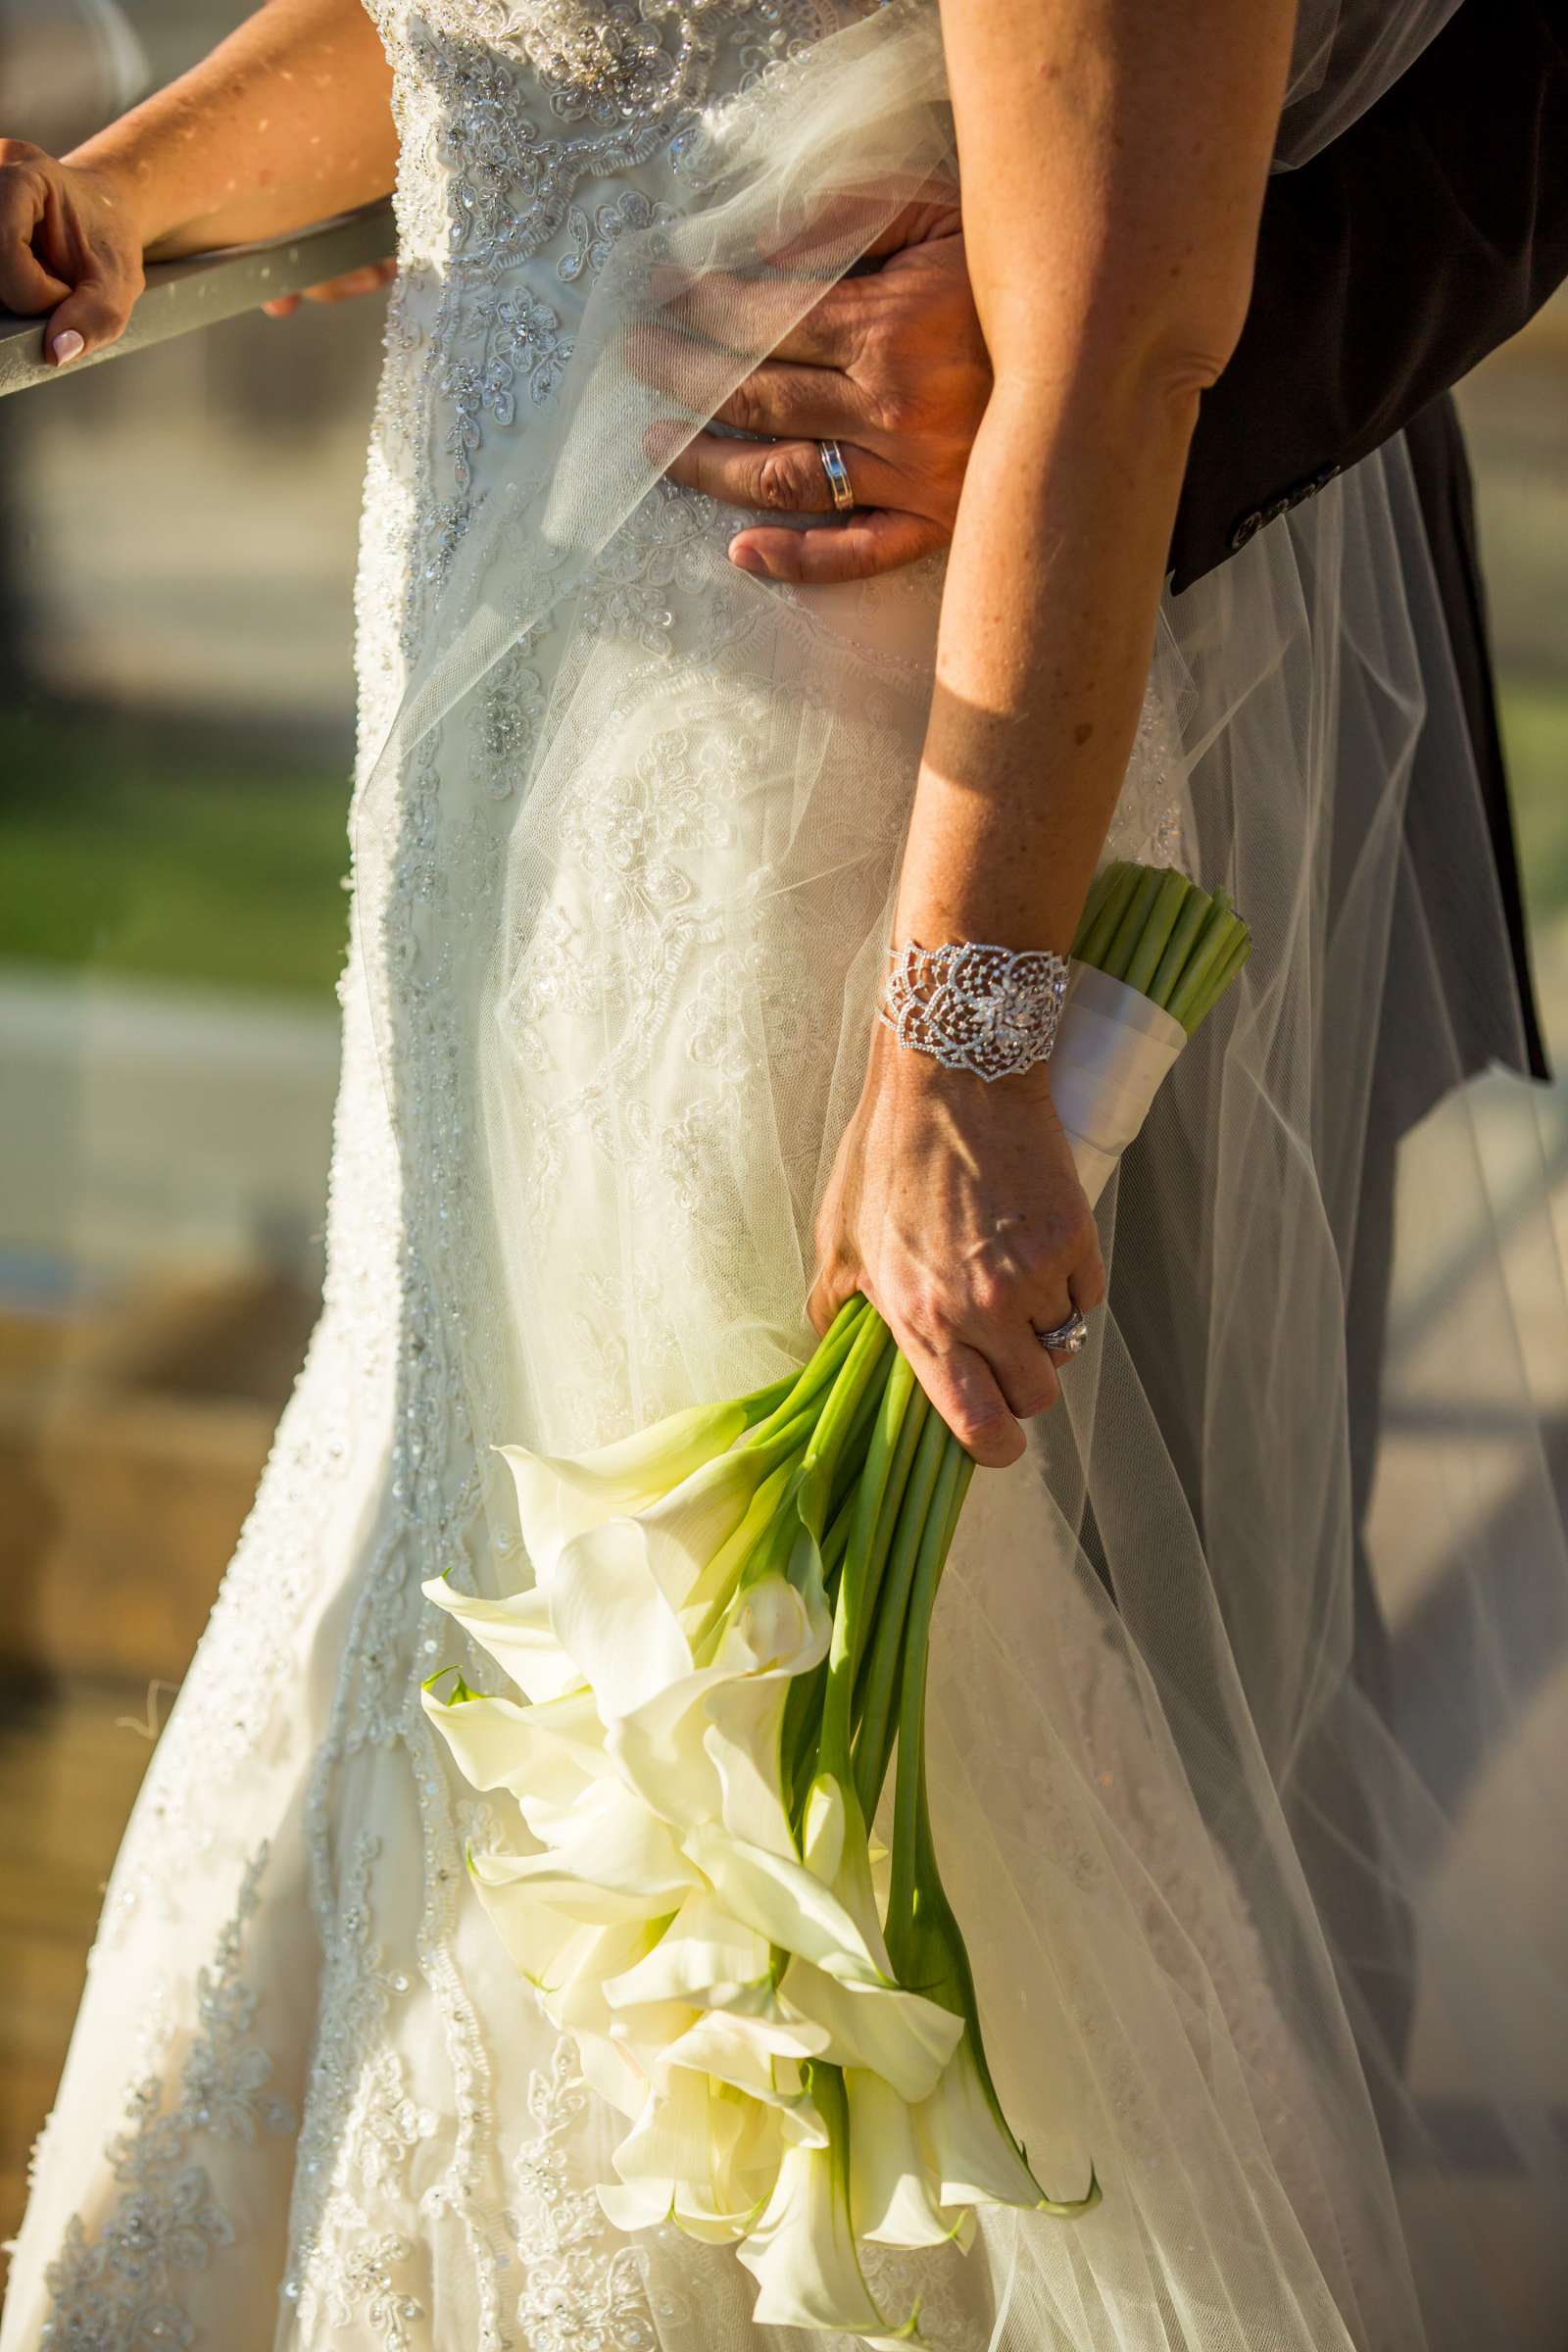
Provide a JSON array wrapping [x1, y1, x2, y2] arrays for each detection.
[[916, 2028, 1098, 2218], [545, 1919, 670, 2039], [548, 1516, 696, 1719], [601, 2061, 728, 2236], [701, 1675, 797, 1857], [419, 1677, 608, 1827], [845, 2069, 969, 2251], [497, 1397, 751, 1581], [605, 1666, 731, 1827], [575, 2026, 650, 2124], [738, 2065, 927, 2350], [634, 1443, 806, 1614], [422, 1294, 1098, 2347], [656, 1994, 828, 2112], [419, 1575, 583, 1702], [607, 1571, 824, 1843], [801, 1772, 893, 1973], [682, 1824, 885, 1983], [469, 1781, 702, 1925], [600, 1892, 770, 2011], [776, 1958, 960, 2105]]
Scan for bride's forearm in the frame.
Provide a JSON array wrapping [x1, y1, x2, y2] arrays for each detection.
[[893, 364, 1196, 954], [63, 0, 396, 259], [899, 0, 1297, 957]]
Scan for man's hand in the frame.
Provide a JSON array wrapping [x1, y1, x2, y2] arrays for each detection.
[[263, 255, 395, 317], [654, 194, 990, 587]]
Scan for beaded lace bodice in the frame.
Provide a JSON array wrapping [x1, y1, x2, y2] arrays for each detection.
[[24, 10, 1217, 2350]]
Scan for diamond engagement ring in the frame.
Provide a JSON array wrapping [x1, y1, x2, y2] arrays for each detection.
[[1035, 1309, 1091, 1358], [817, 437, 855, 513]]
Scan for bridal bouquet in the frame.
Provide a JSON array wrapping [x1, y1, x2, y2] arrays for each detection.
[[422, 863, 1250, 2345]]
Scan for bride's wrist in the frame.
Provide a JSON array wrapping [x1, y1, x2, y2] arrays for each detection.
[[63, 124, 203, 257], [865, 1008, 1058, 1108], [873, 931, 1070, 1091]]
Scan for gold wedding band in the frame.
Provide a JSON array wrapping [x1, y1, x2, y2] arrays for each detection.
[[817, 437, 855, 513]]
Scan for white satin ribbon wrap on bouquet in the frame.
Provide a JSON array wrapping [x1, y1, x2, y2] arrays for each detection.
[[1052, 963, 1189, 1208]]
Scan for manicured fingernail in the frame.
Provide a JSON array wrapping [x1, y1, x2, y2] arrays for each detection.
[[50, 330, 85, 365], [729, 543, 767, 576]]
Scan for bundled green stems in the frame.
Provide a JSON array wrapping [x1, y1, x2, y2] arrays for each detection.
[[1073, 858, 1251, 1032]]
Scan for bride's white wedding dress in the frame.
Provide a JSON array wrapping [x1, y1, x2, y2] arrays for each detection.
[[7, 5, 1568, 2349]]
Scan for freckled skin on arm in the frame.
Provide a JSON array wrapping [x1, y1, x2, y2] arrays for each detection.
[[896, 0, 1295, 956], [68, 0, 398, 259], [0, 0, 396, 362], [808, 0, 1296, 1465]]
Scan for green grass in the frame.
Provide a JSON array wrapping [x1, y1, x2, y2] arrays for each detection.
[[0, 678, 1564, 1007], [0, 704, 352, 1002]]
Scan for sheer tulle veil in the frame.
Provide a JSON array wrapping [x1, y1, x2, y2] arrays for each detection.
[[350, 4, 1568, 2345]]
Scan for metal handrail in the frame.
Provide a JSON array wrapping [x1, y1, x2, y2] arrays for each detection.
[[0, 195, 396, 397]]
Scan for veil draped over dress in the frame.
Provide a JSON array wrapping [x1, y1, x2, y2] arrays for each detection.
[[5, 4, 1565, 2349]]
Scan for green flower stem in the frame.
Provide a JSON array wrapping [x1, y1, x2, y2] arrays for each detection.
[[853, 1364, 929, 1684], [1184, 924, 1251, 1031], [1144, 879, 1212, 1010], [1074, 860, 1139, 967], [818, 1352, 918, 1782], [851, 1402, 947, 1822], [1165, 894, 1238, 1030], [735, 1365, 811, 1430], [825, 1347, 896, 1523], [1100, 862, 1165, 983], [783, 1654, 830, 1824], [740, 1462, 812, 1592], [688, 1451, 807, 1650], [1071, 860, 1123, 955], [799, 1307, 895, 1534], [884, 1428, 966, 1945], [819, 1483, 858, 1582], [741, 1293, 867, 1451], [1123, 867, 1192, 1000]]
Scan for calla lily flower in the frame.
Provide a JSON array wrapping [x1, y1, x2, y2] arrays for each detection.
[[600, 1890, 770, 2011], [497, 1396, 754, 1579], [418, 1675, 608, 1825], [916, 2028, 1100, 2219], [738, 2064, 928, 2350], [846, 2069, 973, 2252], [775, 1957, 960, 2106], [468, 1780, 703, 1924], [419, 1575, 583, 1702], [424, 1290, 1102, 2347]]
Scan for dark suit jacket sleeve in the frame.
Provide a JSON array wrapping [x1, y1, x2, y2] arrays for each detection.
[[1169, 0, 1568, 592]]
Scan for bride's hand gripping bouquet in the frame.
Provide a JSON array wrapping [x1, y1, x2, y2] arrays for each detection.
[[421, 863, 1249, 2346]]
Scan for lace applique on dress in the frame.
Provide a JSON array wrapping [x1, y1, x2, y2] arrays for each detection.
[[40, 1846, 297, 2350], [507, 2039, 668, 2350]]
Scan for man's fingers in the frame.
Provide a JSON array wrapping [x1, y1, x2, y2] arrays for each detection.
[[647, 269, 862, 371], [728, 511, 947, 586], [709, 361, 874, 446], [303, 260, 397, 303], [662, 428, 902, 516], [266, 260, 396, 318]]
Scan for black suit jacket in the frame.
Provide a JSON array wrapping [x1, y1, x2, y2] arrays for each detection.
[[1173, 0, 1568, 588], [1172, 0, 1566, 1079]]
